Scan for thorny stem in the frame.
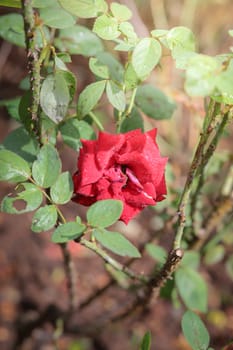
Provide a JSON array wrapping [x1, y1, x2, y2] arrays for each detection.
[[21, 0, 41, 140], [173, 100, 221, 250], [21, 0, 78, 330], [80, 238, 149, 283]]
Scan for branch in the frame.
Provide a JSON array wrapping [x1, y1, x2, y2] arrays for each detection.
[[21, 0, 41, 139]]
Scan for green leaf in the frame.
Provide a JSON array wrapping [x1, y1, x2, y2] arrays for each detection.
[[181, 251, 200, 270], [175, 267, 208, 313], [120, 107, 144, 133], [124, 62, 139, 91], [0, 0, 21, 8], [182, 310, 210, 350], [0, 14, 25, 47], [1, 183, 43, 214], [135, 84, 176, 120], [40, 114, 58, 145], [0, 149, 31, 183], [95, 52, 124, 82], [3, 126, 39, 163], [59, 69, 77, 102], [94, 229, 141, 258], [213, 61, 233, 104], [32, 144, 61, 188], [32, 0, 59, 7], [132, 38, 161, 80], [167, 26, 196, 52], [118, 22, 137, 43], [0, 97, 21, 121], [93, 14, 120, 40], [106, 80, 126, 112], [77, 80, 106, 118], [89, 57, 109, 79], [110, 2, 132, 21], [225, 255, 233, 280], [185, 54, 220, 96], [204, 245, 225, 265], [40, 6, 75, 28], [60, 118, 95, 150], [145, 244, 167, 263], [52, 221, 86, 243], [50, 172, 73, 204], [18, 92, 32, 132], [87, 199, 123, 228], [58, 0, 107, 18], [40, 71, 70, 123], [31, 205, 58, 232], [140, 331, 151, 350], [55, 25, 104, 57]]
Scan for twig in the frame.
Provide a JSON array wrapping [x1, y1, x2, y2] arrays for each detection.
[[80, 238, 149, 283], [21, 0, 41, 139]]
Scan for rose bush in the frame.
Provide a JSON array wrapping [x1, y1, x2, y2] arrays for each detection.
[[72, 129, 167, 224]]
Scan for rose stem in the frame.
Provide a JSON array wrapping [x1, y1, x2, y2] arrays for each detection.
[[89, 111, 104, 131], [21, 0, 78, 317], [80, 238, 149, 283]]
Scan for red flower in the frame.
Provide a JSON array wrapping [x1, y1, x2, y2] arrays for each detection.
[[72, 129, 167, 224]]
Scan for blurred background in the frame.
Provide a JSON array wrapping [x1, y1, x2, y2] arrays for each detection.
[[0, 0, 233, 349]]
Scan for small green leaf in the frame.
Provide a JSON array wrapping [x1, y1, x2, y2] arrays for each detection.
[[55, 25, 104, 57], [32, 144, 61, 188], [0, 97, 20, 121], [106, 80, 126, 112], [59, 69, 77, 102], [77, 80, 106, 118], [119, 22, 137, 43], [89, 57, 109, 79], [50, 172, 73, 204], [213, 61, 233, 104], [185, 54, 220, 97], [40, 6, 75, 28], [58, 0, 107, 18], [135, 84, 176, 120], [204, 245, 225, 265], [40, 114, 58, 145], [124, 62, 139, 91], [175, 267, 208, 313], [182, 310, 210, 350], [0, 149, 31, 183], [140, 331, 151, 350], [0, 0, 21, 8], [94, 229, 141, 258], [1, 183, 43, 214], [120, 107, 144, 133], [132, 38, 161, 80], [146, 244, 167, 263], [87, 199, 123, 228], [110, 2, 132, 21], [60, 119, 95, 150], [93, 14, 120, 40], [95, 52, 124, 82], [225, 255, 233, 280], [167, 26, 196, 52], [52, 221, 86, 243], [32, 0, 59, 7], [0, 14, 25, 47], [31, 205, 58, 232], [3, 126, 39, 163], [40, 71, 70, 123], [181, 251, 200, 269]]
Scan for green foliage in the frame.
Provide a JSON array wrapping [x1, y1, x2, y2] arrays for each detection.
[[32, 144, 61, 188], [145, 244, 167, 263], [58, 0, 107, 18], [94, 229, 141, 258], [182, 310, 210, 350], [87, 199, 123, 228], [93, 14, 120, 40], [106, 80, 126, 112], [0, 14, 25, 47], [52, 221, 86, 243], [1, 183, 43, 214], [132, 38, 161, 80], [39, 6, 75, 29], [140, 331, 151, 350], [77, 80, 106, 118], [135, 84, 176, 120], [120, 108, 144, 133], [50, 172, 73, 204], [0, 149, 31, 183], [31, 205, 58, 232]]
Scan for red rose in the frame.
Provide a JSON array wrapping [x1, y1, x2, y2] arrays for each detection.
[[72, 129, 167, 224]]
